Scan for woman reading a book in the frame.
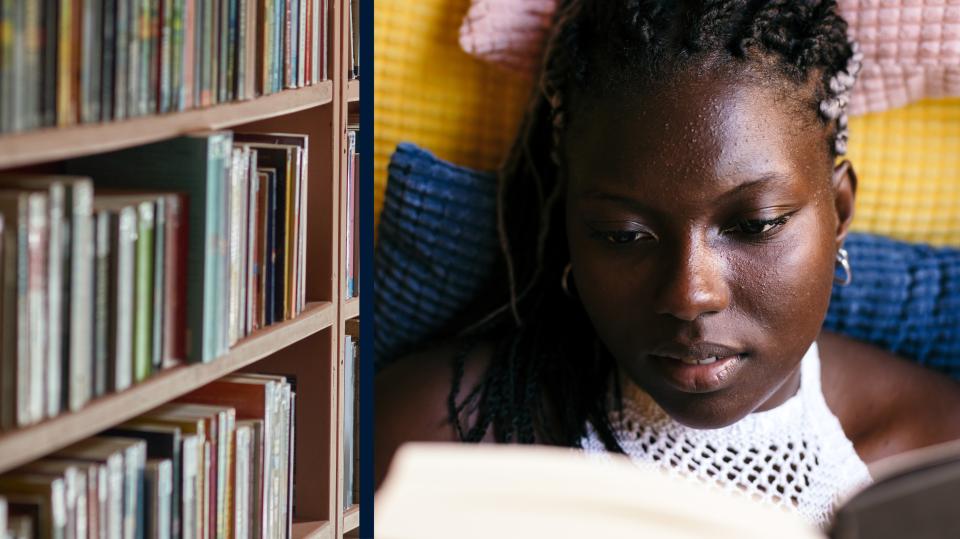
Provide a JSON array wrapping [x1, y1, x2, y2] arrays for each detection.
[[376, 0, 960, 527]]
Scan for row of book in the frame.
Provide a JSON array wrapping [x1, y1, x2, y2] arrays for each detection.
[[345, 124, 358, 299], [342, 320, 359, 509], [0, 0, 330, 134], [0, 131, 310, 430], [0, 373, 294, 539]]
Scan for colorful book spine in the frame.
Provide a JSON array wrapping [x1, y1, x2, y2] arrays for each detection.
[[133, 200, 155, 383]]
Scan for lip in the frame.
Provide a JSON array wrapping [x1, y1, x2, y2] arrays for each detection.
[[647, 342, 748, 393]]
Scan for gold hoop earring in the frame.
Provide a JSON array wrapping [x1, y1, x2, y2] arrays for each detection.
[[561, 262, 575, 297], [834, 247, 852, 286]]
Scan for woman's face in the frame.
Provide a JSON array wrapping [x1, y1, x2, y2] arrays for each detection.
[[564, 71, 855, 428]]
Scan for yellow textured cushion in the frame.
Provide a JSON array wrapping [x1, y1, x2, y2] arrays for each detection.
[[374, 0, 531, 230], [846, 98, 960, 247], [374, 0, 960, 246]]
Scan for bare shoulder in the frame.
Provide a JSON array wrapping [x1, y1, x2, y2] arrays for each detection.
[[374, 338, 494, 489], [818, 331, 960, 463]]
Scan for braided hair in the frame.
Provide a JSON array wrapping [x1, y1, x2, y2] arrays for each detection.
[[447, 0, 861, 451]]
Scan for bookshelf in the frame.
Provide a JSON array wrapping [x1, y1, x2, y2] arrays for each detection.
[[0, 0, 360, 537]]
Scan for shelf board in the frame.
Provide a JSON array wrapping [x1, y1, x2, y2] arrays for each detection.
[[347, 80, 359, 103], [293, 520, 334, 539], [0, 82, 333, 170], [0, 301, 335, 473], [343, 297, 359, 320], [342, 505, 360, 533]]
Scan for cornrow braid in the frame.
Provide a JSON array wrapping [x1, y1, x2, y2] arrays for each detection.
[[448, 0, 860, 451]]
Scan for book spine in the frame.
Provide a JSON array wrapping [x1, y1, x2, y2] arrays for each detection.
[[181, 0, 194, 109], [199, 0, 210, 106], [0, 0, 12, 132], [322, 0, 327, 80], [303, 0, 311, 85], [311, 0, 319, 84], [159, 0, 173, 113], [273, 0, 282, 93], [93, 210, 110, 398], [162, 194, 185, 368], [24, 193, 47, 426], [133, 201, 154, 383], [225, 0, 236, 102], [41, 0, 57, 126], [81, 0, 103, 123], [0, 198, 25, 430], [143, 0, 155, 115], [258, 0, 270, 96], [111, 207, 136, 391], [255, 172, 267, 330], [45, 185, 64, 417], [298, 0, 306, 86], [127, 0, 139, 116], [151, 197, 166, 370], [283, 0, 291, 88], [286, 151, 299, 318], [23, 1, 40, 129], [227, 149, 241, 347], [101, 0, 117, 121], [235, 0, 245, 100], [169, 0, 183, 111], [69, 183, 94, 412], [263, 171, 275, 326], [113, 0, 128, 120], [246, 153, 258, 335], [8, 0, 23, 131]]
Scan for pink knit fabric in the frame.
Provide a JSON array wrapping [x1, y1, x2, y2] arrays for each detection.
[[458, 0, 960, 115]]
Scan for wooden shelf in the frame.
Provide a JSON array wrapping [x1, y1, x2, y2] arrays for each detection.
[[293, 520, 334, 539], [342, 505, 360, 533], [0, 301, 335, 474], [344, 297, 359, 319], [347, 80, 359, 103], [0, 82, 333, 170]]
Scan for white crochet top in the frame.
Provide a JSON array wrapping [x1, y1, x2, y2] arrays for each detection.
[[580, 342, 873, 529]]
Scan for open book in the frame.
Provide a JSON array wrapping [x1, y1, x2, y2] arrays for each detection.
[[376, 441, 960, 539]]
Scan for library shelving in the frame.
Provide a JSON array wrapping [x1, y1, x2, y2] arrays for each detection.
[[0, 0, 360, 537]]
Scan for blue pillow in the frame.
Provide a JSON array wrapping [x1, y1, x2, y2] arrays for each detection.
[[375, 143, 960, 379]]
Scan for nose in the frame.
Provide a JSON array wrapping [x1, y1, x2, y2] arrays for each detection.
[[653, 237, 731, 321]]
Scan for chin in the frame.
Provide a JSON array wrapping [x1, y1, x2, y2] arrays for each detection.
[[647, 386, 756, 430]]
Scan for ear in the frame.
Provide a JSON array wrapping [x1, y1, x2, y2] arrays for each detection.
[[831, 160, 857, 247]]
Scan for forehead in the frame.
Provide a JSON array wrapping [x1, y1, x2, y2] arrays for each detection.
[[563, 73, 830, 197]]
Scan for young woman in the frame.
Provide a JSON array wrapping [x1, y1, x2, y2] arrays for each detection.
[[376, 0, 960, 527]]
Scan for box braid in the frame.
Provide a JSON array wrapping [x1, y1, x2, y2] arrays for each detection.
[[447, 0, 861, 451]]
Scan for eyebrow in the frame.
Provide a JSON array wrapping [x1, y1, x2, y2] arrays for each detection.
[[578, 172, 795, 209]]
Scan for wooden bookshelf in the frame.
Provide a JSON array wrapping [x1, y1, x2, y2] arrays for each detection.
[[0, 301, 334, 474], [0, 0, 360, 535], [293, 521, 335, 539], [343, 505, 360, 533], [345, 297, 360, 319], [0, 83, 333, 170], [347, 80, 359, 103]]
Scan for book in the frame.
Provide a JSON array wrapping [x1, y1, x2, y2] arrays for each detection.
[[104, 422, 183, 539], [0, 190, 48, 429], [68, 132, 232, 363], [381, 440, 960, 539], [343, 334, 355, 508], [377, 443, 819, 539], [52, 437, 147, 539], [0, 474, 68, 539], [144, 459, 173, 539], [0, 175, 94, 416], [177, 374, 292, 538]]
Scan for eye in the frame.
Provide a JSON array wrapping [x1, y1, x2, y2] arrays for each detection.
[[603, 231, 650, 244], [721, 214, 792, 237]]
